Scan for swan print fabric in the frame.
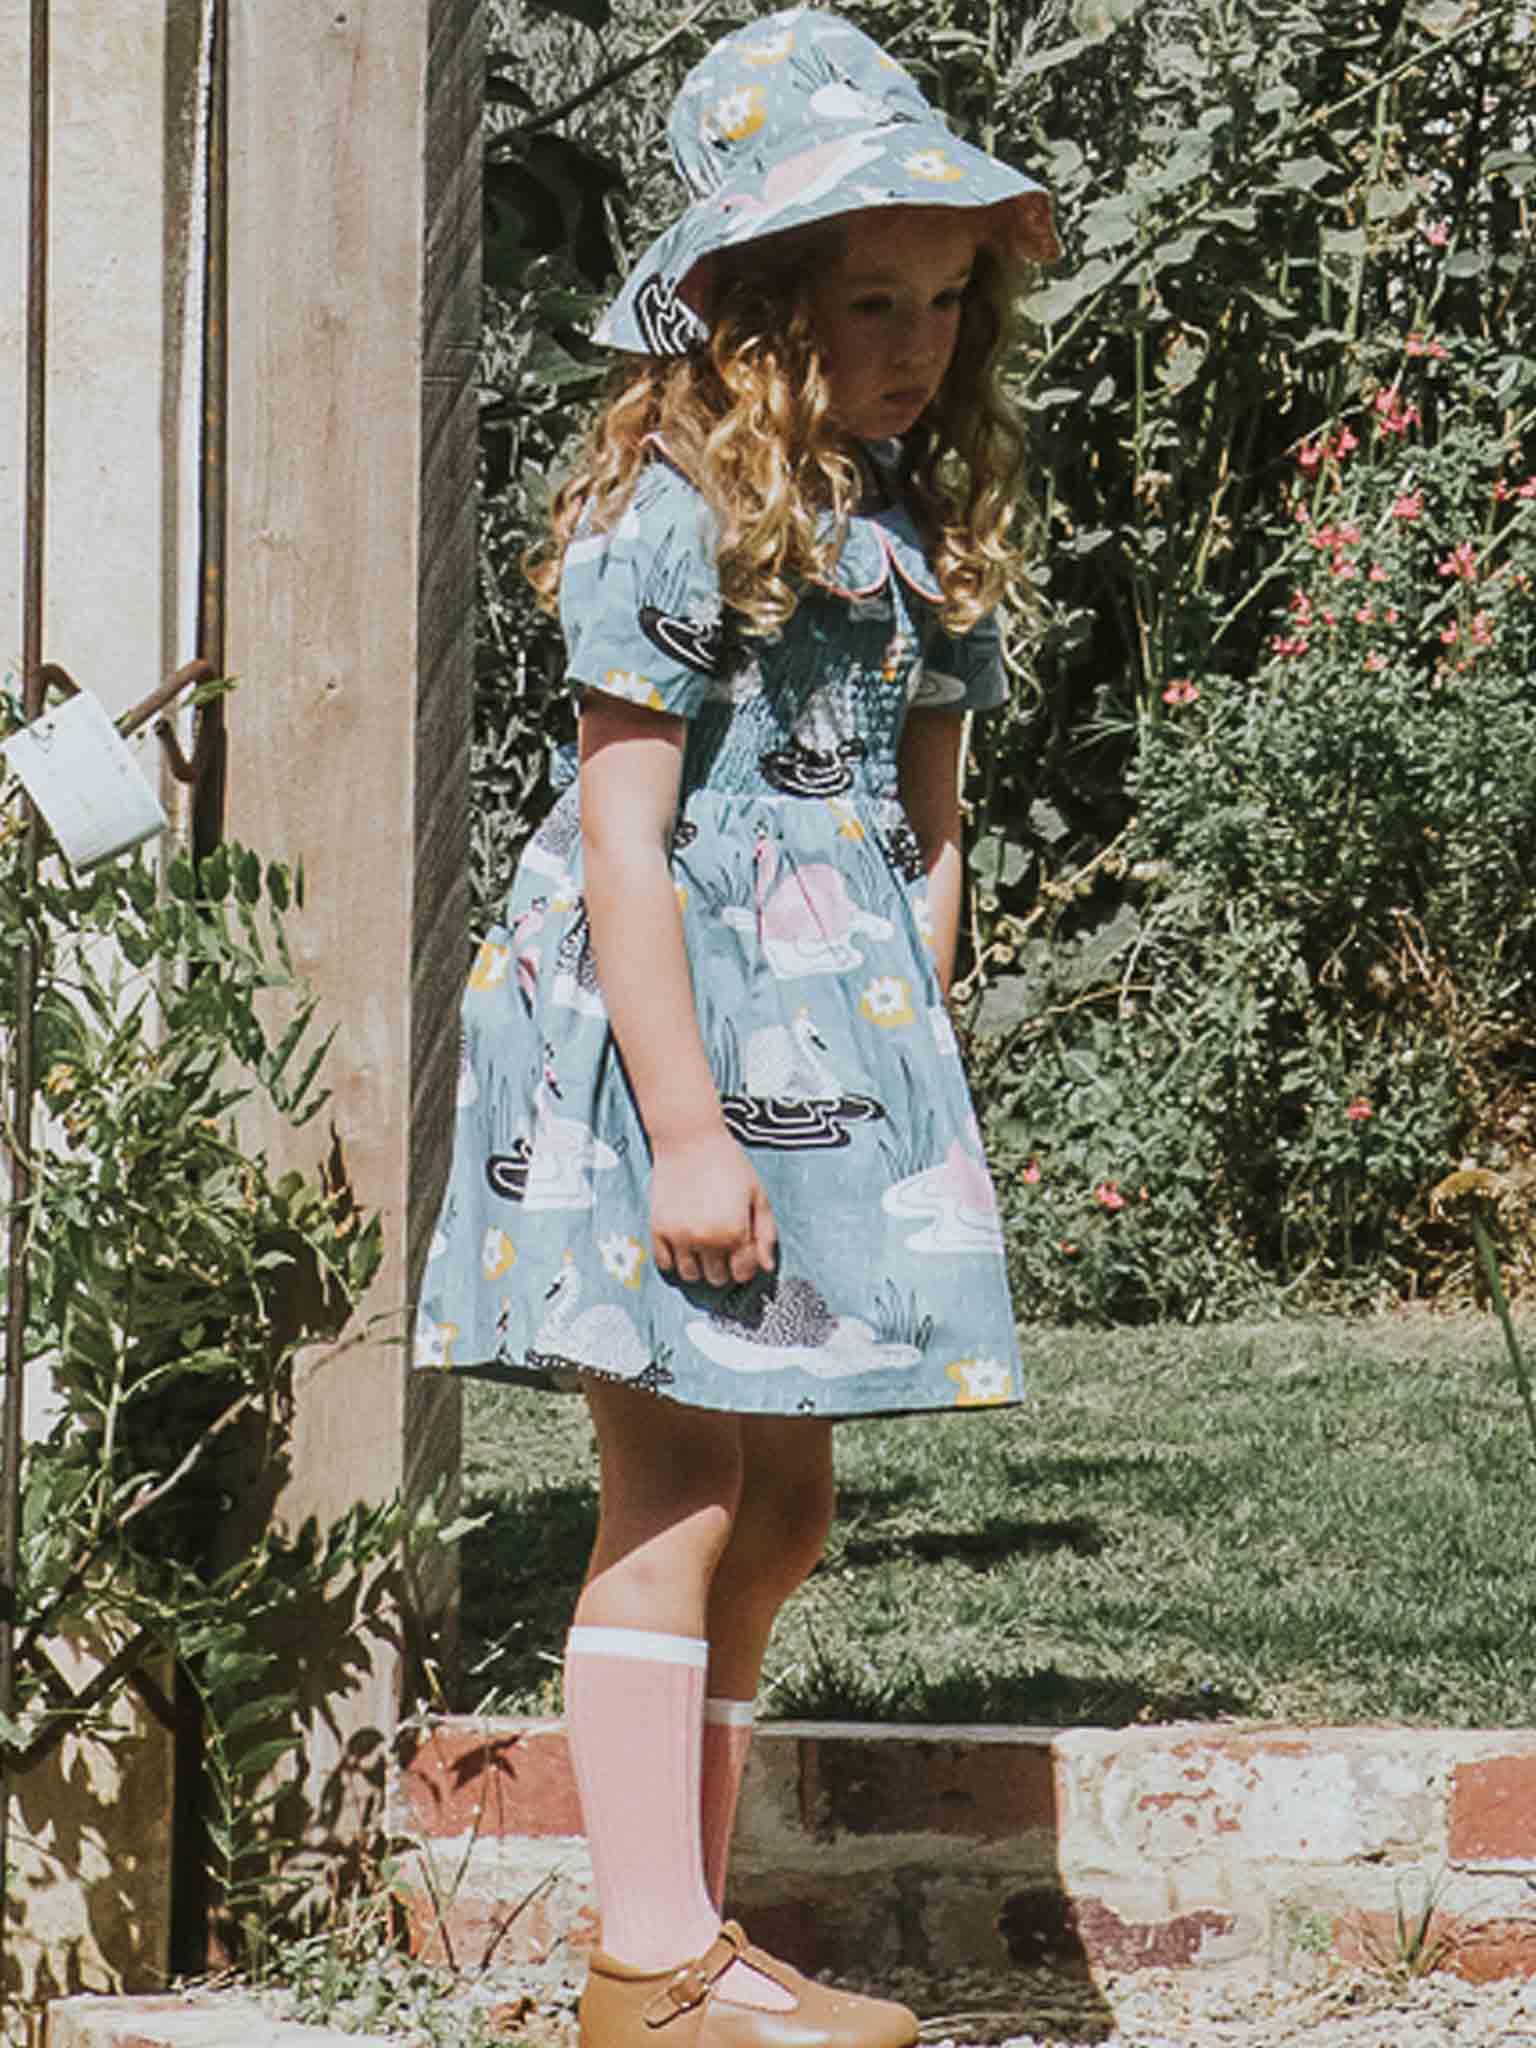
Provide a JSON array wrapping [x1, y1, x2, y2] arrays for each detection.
[[415, 455, 1024, 1417]]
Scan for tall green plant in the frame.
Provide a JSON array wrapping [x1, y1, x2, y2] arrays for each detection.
[[0, 827, 425, 1970]]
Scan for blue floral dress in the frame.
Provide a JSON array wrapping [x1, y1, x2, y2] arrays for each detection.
[[414, 452, 1023, 1417]]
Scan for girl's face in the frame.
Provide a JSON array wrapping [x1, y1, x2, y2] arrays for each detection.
[[807, 208, 980, 442]]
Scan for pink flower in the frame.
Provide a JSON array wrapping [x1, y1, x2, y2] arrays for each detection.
[[1470, 611, 1494, 648], [1438, 541, 1478, 581], [1375, 391, 1421, 436], [1421, 219, 1451, 248], [1333, 426, 1360, 455], [1297, 441, 1324, 472], [1060, 1241, 1079, 1256], [1364, 651, 1386, 672], [1440, 621, 1459, 646], [1331, 558, 1359, 581], [1338, 521, 1362, 545], [1345, 1098, 1373, 1122], [1094, 1181, 1126, 1211], [1353, 604, 1375, 624], [1385, 607, 1399, 624], [1404, 333, 1449, 359], [1392, 492, 1424, 522], [1021, 1160, 1042, 1185], [1270, 635, 1309, 658], [1162, 678, 1200, 706], [1367, 564, 1389, 583], [1519, 477, 1536, 500]]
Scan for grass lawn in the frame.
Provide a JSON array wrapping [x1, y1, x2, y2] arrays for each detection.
[[457, 1309, 1536, 1729]]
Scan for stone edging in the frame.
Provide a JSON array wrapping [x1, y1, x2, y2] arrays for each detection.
[[391, 1717, 1536, 1983]]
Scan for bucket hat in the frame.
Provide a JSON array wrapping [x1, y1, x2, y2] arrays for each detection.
[[595, 7, 1059, 356]]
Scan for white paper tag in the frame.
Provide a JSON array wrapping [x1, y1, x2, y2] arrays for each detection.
[[2, 689, 167, 868]]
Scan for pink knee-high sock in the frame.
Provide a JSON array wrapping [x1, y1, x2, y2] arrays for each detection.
[[563, 1626, 719, 1970], [701, 1698, 757, 1912], [564, 1630, 792, 2009]]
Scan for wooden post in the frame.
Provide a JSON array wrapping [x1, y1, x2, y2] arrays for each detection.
[[222, 0, 479, 1840]]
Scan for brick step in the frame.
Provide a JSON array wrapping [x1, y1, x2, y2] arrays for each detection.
[[391, 1718, 1536, 1985]]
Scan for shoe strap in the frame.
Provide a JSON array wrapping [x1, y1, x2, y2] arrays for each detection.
[[641, 1924, 746, 2028]]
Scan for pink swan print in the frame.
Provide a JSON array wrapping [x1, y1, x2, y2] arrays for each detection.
[[882, 1139, 1006, 1255], [718, 135, 884, 240], [723, 831, 893, 977]]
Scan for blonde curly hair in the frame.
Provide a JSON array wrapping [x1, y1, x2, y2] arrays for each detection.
[[525, 220, 1030, 638]]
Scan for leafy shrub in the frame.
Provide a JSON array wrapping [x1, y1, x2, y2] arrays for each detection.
[[976, 326, 1536, 1315]]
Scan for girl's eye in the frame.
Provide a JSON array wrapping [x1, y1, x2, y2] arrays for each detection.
[[851, 295, 893, 316], [934, 288, 967, 312]]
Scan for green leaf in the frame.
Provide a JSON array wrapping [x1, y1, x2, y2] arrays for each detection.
[[1276, 155, 1333, 193]]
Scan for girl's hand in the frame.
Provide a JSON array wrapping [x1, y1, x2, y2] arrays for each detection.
[[650, 1128, 778, 1288]]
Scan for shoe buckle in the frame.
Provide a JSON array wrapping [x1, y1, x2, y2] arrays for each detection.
[[643, 1963, 710, 2027]]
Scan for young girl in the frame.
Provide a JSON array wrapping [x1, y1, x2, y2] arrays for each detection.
[[416, 11, 1057, 2045]]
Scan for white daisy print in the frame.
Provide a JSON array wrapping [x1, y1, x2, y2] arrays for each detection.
[[481, 1227, 517, 1281], [469, 939, 510, 991], [860, 975, 915, 1029], [741, 28, 793, 63], [604, 668, 664, 710], [600, 1232, 648, 1290], [712, 85, 766, 140], [905, 147, 963, 184], [415, 1320, 459, 1370], [947, 1356, 1013, 1406]]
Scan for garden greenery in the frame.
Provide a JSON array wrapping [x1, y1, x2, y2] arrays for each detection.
[[0, 809, 429, 1969], [482, 0, 1536, 1320]]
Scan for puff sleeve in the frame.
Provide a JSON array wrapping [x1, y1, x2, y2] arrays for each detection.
[[559, 461, 725, 720], [911, 607, 1008, 714]]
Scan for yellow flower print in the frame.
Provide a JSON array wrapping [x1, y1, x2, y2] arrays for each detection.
[[913, 894, 935, 953], [947, 1357, 1013, 1406], [415, 1320, 459, 1370], [741, 29, 793, 64], [600, 1232, 648, 1291], [860, 974, 914, 1029], [481, 1227, 517, 1281], [675, 882, 690, 912], [469, 939, 511, 991], [712, 84, 767, 141], [826, 797, 866, 842], [882, 633, 909, 684], [605, 668, 664, 711], [905, 147, 964, 184]]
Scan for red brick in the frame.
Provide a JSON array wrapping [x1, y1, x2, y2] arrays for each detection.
[[397, 1719, 581, 1839], [403, 1879, 596, 1968], [1450, 1918, 1536, 1982], [1336, 1909, 1536, 1982], [1450, 1753, 1536, 1862], [1071, 1896, 1235, 1971], [803, 1736, 1056, 1840]]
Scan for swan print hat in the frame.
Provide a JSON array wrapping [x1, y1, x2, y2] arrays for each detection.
[[596, 7, 1060, 356]]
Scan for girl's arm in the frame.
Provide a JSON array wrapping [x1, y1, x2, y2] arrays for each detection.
[[579, 692, 778, 1290], [898, 707, 967, 996]]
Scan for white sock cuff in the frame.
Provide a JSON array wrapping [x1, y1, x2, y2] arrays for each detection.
[[704, 1697, 758, 1727], [566, 1625, 709, 1669]]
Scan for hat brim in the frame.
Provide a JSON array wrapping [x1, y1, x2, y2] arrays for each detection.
[[595, 119, 1060, 357]]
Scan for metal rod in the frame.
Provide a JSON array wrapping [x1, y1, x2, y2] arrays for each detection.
[[1, 0, 52, 1929], [191, 0, 228, 861]]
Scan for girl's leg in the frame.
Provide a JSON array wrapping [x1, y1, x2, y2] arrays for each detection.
[[700, 1417, 835, 1908], [569, 1380, 744, 1970]]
